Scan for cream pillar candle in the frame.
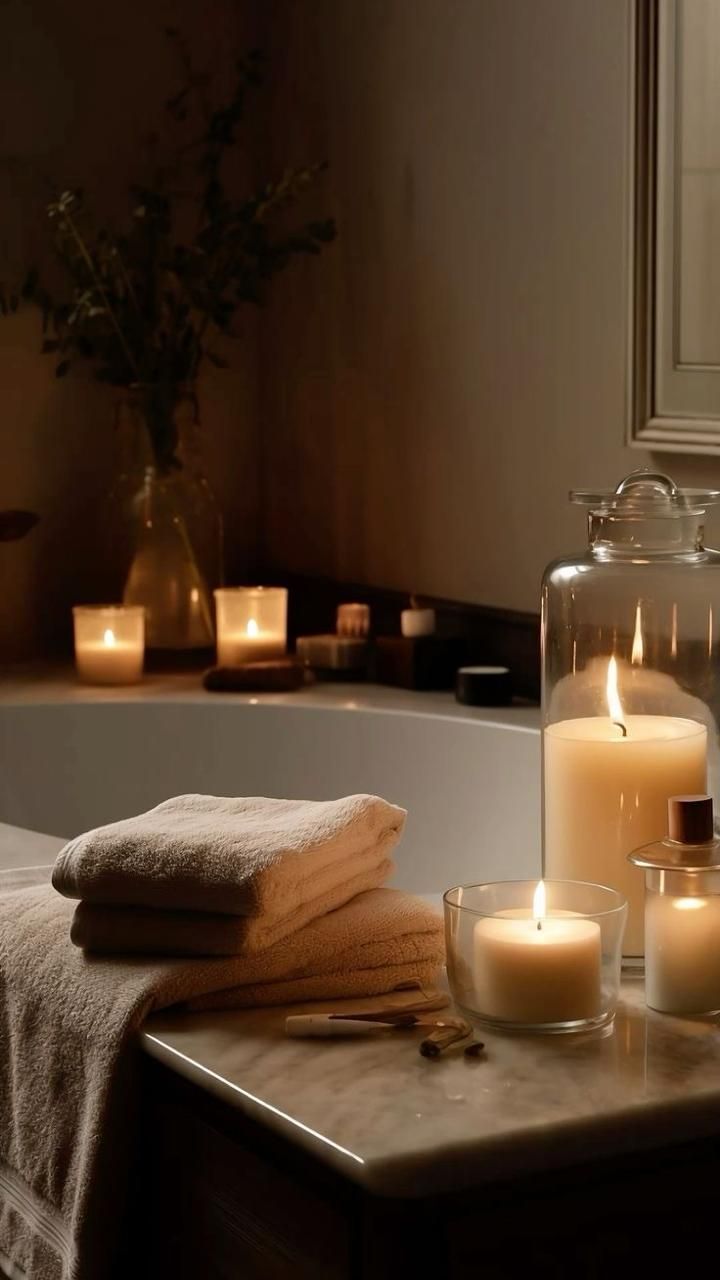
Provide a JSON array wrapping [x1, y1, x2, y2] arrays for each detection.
[[472, 882, 602, 1025], [544, 659, 708, 956], [645, 891, 720, 1014], [73, 606, 144, 685]]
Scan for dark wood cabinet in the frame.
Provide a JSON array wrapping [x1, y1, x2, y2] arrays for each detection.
[[124, 1057, 720, 1280]]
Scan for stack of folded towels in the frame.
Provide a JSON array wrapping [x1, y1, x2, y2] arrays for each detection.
[[51, 792, 445, 1005], [0, 793, 444, 1280]]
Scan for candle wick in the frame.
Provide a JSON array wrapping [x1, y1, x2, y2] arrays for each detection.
[[536, 920, 542, 932], [613, 720, 628, 738]]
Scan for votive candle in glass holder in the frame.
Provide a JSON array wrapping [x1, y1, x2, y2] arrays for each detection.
[[73, 605, 145, 686], [214, 587, 288, 667], [444, 879, 627, 1034]]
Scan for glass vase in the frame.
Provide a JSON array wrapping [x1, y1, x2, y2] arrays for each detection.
[[113, 393, 222, 654]]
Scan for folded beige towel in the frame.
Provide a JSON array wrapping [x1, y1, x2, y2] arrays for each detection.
[[71, 858, 393, 956], [0, 877, 442, 1280], [53, 793, 405, 948], [167, 887, 444, 1008]]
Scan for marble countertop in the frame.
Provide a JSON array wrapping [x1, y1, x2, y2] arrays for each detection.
[[143, 982, 720, 1197], [7, 820, 720, 1202]]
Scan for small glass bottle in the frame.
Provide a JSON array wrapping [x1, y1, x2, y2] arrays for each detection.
[[629, 795, 720, 1014]]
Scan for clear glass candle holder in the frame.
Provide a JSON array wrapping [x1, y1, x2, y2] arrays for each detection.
[[214, 587, 288, 667], [444, 880, 627, 1034], [73, 605, 145, 686]]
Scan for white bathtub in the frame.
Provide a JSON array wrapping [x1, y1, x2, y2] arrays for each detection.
[[0, 672, 541, 892]]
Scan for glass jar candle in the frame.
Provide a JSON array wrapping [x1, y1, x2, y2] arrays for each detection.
[[214, 587, 288, 667], [629, 795, 720, 1014], [542, 470, 720, 959], [73, 605, 145, 685], [443, 879, 627, 1034]]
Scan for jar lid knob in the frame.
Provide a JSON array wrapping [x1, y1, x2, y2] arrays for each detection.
[[614, 469, 679, 501], [668, 795, 714, 845]]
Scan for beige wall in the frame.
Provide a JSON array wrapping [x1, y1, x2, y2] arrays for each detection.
[[258, 0, 720, 613], [6, 0, 720, 660], [0, 0, 260, 659]]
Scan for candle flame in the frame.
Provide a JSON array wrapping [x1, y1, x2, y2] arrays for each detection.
[[631, 603, 644, 666], [246, 618, 259, 637], [671, 603, 678, 660], [532, 880, 546, 924], [606, 656, 626, 734], [103, 628, 116, 648]]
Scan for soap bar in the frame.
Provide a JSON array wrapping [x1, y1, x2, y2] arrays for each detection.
[[375, 636, 465, 691], [203, 661, 308, 693], [296, 634, 368, 674]]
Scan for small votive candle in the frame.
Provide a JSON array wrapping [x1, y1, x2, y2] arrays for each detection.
[[214, 587, 288, 667], [73, 605, 144, 685], [444, 879, 626, 1033]]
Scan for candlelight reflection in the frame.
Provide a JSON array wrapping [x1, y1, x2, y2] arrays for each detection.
[[631, 603, 644, 666]]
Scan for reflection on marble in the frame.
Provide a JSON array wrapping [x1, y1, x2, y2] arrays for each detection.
[[144, 979, 720, 1196]]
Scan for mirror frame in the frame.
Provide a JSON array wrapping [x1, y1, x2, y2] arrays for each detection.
[[629, 0, 720, 455]]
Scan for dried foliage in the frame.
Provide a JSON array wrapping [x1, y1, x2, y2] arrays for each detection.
[[0, 32, 335, 470]]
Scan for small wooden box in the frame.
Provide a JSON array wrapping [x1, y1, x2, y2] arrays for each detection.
[[374, 636, 465, 691]]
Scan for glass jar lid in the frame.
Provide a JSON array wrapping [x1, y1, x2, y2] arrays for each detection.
[[571, 469, 720, 517], [628, 841, 720, 874], [629, 797, 720, 873]]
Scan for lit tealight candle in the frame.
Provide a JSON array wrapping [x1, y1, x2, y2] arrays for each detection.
[[73, 606, 144, 685], [472, 880, 602, 1025], [214, 587, 288, 667]]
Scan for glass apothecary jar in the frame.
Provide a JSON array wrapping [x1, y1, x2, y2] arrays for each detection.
[[542, 469, 720, 960]]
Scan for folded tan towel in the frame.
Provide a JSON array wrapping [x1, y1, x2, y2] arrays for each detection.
[[174, 886, 444, 1008], [0, 877, 442, 1280], [52, 793, 405, 947], [71, 857, 394, 956]]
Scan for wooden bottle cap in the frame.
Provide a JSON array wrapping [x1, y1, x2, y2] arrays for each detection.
[[668, 795, 714, 845]]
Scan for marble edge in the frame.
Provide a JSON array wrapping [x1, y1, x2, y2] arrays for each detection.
[[139, 1029, 720, 1198]]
